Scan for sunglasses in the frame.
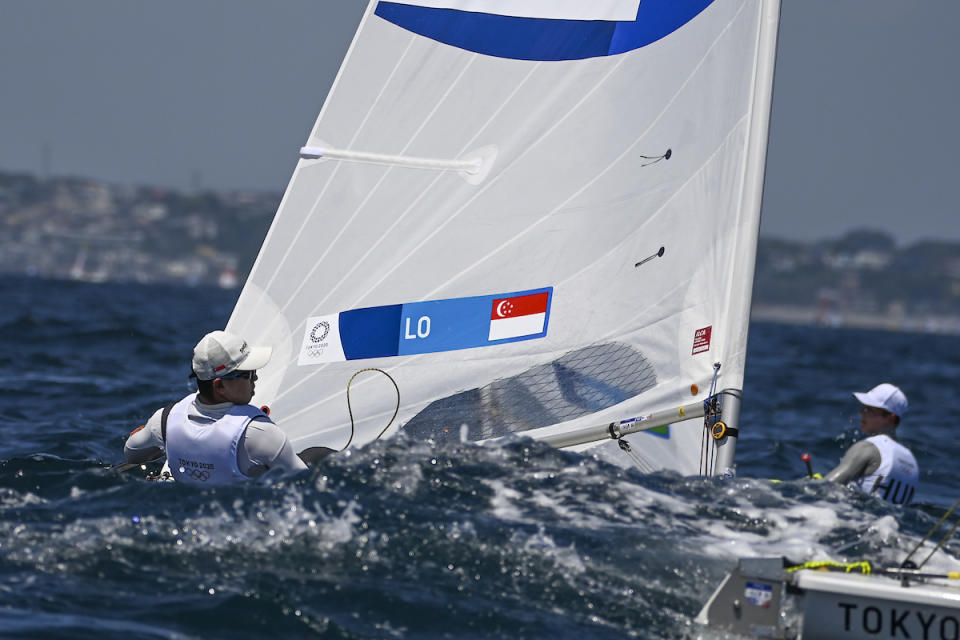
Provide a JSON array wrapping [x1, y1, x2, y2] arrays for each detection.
[[218, 369, 256, 380]]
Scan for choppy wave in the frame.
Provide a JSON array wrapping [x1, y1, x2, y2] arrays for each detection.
[[2, 277, 960, 638]]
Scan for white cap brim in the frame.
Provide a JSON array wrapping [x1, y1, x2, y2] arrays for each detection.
[[852, 391, 879, 408], [239, 345, 272, 371]]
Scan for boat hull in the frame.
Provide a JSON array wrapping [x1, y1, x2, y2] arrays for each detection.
[[796, 571, 960, 639]]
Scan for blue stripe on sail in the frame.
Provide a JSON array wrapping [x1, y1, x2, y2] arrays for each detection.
[[608, 1, 714, 55], [374, 0, 715, 61], [339, 304, 403, 360]]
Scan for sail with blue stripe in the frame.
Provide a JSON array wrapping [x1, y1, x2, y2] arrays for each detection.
[[227, 0, 781, 476]]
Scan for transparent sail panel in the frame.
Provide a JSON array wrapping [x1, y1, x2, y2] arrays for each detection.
[[404, 342, 656, 442]]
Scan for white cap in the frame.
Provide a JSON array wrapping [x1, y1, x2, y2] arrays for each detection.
[[192, 330, 272, 381], [853, 383, 908, 417]]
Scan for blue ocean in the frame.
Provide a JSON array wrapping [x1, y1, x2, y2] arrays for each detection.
[[1, 276, 958, 639]]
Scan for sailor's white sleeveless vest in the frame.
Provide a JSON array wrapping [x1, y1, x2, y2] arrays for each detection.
[[857, 434, 919, 505], [165, 394, 268, 485]]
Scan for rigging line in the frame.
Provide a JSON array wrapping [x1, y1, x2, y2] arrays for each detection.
[[902, 497, 960, 568], [700, 363, 722, 475], [283, 367, 408, 444], [341, 368, 401, 451], [418, 8, 752, 303], [617, 438, 657, 474], [268, 64, 545, 408], [281, 365, 401, 425], [638, 150, 672, 167], [707, 435, 717, 476], [559, 115, 750, 346], [918, 515, 960, 570], [707, 365, 721, 475], [280, 344, 522, 427], [232, 36, 420, 338], [699, 417, 709, 476]]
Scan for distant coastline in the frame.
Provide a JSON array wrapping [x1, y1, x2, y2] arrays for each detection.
[[3, 169, 959, 335], [752, 228, 960, 335], [751, 304, 960, 336]]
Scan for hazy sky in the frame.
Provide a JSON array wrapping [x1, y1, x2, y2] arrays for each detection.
[[1, 1, 957, 244]]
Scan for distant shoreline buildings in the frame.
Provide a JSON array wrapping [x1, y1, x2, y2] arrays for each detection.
[[2, 169, 959, 334], [751, 230, 960, 334], [0, 170, 272, 289]]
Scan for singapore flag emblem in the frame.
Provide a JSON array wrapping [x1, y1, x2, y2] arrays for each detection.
[[488, 291, 549, 341]]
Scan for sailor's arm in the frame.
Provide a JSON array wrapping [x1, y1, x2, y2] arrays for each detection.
[[124, 408, 166, 463], [240, 418, 308, 476], [824, 440, 881, 484]]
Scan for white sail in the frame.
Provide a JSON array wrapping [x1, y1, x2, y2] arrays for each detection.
[[227, 0, 780, 476]]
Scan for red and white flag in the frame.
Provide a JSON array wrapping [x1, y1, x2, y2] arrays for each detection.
[[488, 292, 549, 341]]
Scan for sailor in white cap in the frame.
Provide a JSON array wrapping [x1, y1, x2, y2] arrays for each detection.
[[824, 383, 919, 505], [123, 330, 315, 485]]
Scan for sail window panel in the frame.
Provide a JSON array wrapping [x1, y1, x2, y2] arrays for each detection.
[[403, 342, 658, 442]]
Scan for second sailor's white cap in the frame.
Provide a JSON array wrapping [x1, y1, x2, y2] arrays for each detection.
[[853, 383, 908, 417]]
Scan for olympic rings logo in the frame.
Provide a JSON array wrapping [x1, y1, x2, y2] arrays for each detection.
[[309, 321, 330, 343], [186, 469, 211, 481]]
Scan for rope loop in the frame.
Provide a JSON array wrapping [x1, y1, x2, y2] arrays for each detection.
[[342, 367, 401, 451]]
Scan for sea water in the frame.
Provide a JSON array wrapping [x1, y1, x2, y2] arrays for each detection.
[[1, 276, 958, 639]]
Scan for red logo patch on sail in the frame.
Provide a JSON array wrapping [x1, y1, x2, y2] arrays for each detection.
[[692, 326, 712, 355], [489, 292, 549, 341]]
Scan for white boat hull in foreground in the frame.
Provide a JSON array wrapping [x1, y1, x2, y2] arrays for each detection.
[[697, 557, 960, 639], [796, 571, 960, 639]]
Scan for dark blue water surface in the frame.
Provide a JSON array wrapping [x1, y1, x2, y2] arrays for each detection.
[[1, 276, 959, 639]]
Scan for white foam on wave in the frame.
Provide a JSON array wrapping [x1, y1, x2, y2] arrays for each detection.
[[682, 480, 960, 574], [698, 501, 842, 561], [0, 482, 372, 574], [510, 526, 587, 575], [0, 488, 46, 508], [485, 479, 526, 521]]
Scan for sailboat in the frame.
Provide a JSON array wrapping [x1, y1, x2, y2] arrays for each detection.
[[227, 0, 777, 479], [218, 2, 960, 637]]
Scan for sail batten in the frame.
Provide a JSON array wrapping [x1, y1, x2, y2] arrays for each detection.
[[299, 146, 482, 173], [241, 33, 423, 326], [227, 0, 781, 475]]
